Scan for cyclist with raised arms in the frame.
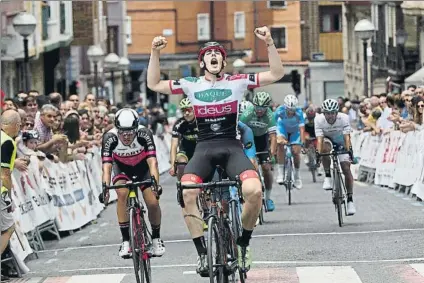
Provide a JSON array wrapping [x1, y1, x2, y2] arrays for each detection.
[[239, 92, 277, 211], [99, 108, 165, 259], [147, 26, 284, 275], [314, 99, 356, 215], [274, 95, 305, 189], [169, 98, 198, 180]]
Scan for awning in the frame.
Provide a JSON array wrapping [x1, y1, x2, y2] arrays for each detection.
[[404, 66, 424, 86], [401, 1, 424, 16]]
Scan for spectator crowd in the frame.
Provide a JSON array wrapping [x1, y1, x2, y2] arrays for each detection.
[[0, 90, 170, 280]]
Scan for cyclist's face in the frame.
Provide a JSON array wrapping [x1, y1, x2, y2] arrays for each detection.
[[182, 107, 195, 121], [118, 130, 137, 146], [254, 105, 267, 117], [324, 111, 338, 124], [286, 108, 296, 117], [203, 49, 225, 73]]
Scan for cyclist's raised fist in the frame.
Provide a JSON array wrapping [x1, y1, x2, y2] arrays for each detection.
[[254, 26, 272, 43], [152, 36, 167, 51]]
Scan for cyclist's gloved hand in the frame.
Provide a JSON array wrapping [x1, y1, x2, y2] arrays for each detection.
[[315, 151, 321, 166], [301, 144, 307, 155], [155, 185, 163, 200], [1, 186, 12, 212], [98, 183, 109, 205]]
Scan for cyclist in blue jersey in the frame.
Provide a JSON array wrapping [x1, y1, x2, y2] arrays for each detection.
[[274, 95, 306, 189], [238, 121, 257, 169]]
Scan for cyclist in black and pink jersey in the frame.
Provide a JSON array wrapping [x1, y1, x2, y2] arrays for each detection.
[[147, 26, 284, 276]]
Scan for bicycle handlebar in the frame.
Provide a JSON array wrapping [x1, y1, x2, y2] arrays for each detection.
[[178, 179, 240, 190], [318, 150, 351, 157], [105, 176, 157, 190]]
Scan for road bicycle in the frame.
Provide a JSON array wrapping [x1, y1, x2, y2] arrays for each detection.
[[177, 166, 246, 283], [255, 151, 269, 225], [103, 176, 160, 283], [318, 144, 350, 227], [305, 137, 318, 183], [282, 144, 296, 205]]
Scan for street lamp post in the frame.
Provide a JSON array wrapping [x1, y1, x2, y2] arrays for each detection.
[[118, 57, 130, 103], [87, 45, 104, 98], [354, 19, 375, 97], [104, 53, 120, 104], [396, 29, 408, 76], [13, 12, 37, 92]]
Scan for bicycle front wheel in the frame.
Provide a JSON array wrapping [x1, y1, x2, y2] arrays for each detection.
[[333, 173, 343, 227], [207, 217, 224, 283], [307, 149, 317, 183], [142, 218, 152, 283], [130, 208, 145, 283], [286, 162, 292, 205]]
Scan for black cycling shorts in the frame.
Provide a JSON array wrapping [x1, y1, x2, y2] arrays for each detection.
[[182, 139, 256, 183], [254, 134, 271, 164], [112, 162, 151, 190]]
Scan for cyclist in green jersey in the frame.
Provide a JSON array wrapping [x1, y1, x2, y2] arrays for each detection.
[[239, 92, 277, 211]]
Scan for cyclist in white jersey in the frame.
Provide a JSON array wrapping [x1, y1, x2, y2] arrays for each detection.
[[314, 99, 356, 215], [147, 27, 284, 275]]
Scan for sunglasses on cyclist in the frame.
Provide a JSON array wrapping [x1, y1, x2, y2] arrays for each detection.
[[182, 107, 193, 113], [118, 129, 137, 137], [254, 105, 268, 111]]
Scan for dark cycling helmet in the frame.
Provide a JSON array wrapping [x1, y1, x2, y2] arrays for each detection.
[[22, 130, 39, 141], [115, 108, 138, 131], [198, 42, 227, 62], [305, 107, 316, 119]]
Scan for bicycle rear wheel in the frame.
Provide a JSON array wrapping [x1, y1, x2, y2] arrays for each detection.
[[307, 149, 317, 183], [129, 208, 145, 283], [207, 217, 224, 283]]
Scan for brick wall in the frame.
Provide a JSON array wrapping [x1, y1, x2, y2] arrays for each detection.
[[72, 1, 97, 46]]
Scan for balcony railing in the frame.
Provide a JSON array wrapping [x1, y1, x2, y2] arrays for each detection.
[[41, 4, 50, 40], [60, 2, 66, 34], [387, 45, 420, 77], [371, 41, 387, 70]]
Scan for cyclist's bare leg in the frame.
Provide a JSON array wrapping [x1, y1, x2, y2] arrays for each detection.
[[276, 143, 286, 182], [142, 187, 162, 234], [181, 182, 203, 238], [340, 162, 353, 195], [261, 162, 273, 195], [115, 182, 131, 256], [321, 142, 332, 174], [240, 174, 262, 241]]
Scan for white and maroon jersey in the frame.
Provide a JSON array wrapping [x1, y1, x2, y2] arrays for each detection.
[[101, 126, 156, 167], [169, 74, 260, 141]]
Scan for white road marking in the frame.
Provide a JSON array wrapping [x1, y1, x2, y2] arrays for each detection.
[[54, 258, 424, 273], [90, 228, 99, 234], [410, 263, 424, 277], [66, 273, 126, 283], [45, 258, 58, 264], [297, 266, 362, 283], [78, 236, 90, 242], [183, 271, 197, 275], [354, 182, 367, 187], [37, 228, 424, 253], [411, 202, 423, 207], [100, 222, 109, 227]]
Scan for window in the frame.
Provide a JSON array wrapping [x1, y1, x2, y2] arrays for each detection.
[[267, 1, 287, 8], [197, 13, 210, 41], [271, 27, 287, 49], [319, 6, 342, 32], [234, 12, 245, 39], [125, 16, 132, 44]]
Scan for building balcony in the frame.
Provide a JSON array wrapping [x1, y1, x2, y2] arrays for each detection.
[[387, 45, 420, 81], [41, 4, 49, 40], [319, 32, 343, 61], [371, 41, 387, 71]]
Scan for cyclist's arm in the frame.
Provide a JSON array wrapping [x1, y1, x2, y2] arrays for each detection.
[[269, 132, 276, 156], [267, 109, 277, 154], [1, 140, 14, 190], [314, 118, 324, 154], [342, 116, 352, 151], [298, 109, 306, 145], [170, 137, 179, 166], [300, 126, 306, 145], [101, 133, 118, 187], [140, 129, 159, 184], [147, 49, 174, 95], [256, 39, 284, 86]]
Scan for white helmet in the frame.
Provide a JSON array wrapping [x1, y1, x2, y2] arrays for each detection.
[[321, 99, 339, 112], [115, 108, 138, 131], [284, 95, 298, 109], [239, 100, 253, 114]]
